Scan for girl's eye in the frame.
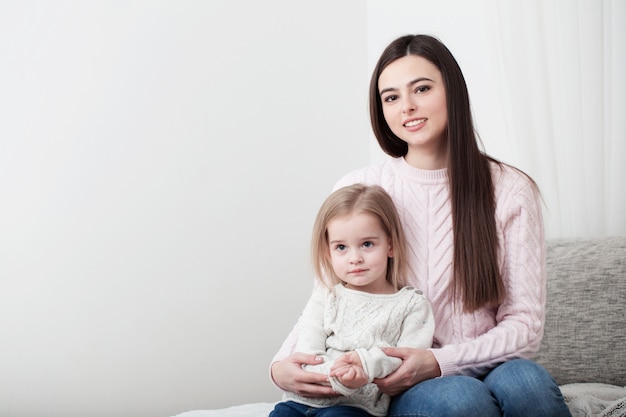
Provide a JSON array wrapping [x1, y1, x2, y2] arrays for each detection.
[[415, 85, 430, 94], [363, 241, 374, 248], [383, 94, 398, 103], [335, 244, 346, 251]]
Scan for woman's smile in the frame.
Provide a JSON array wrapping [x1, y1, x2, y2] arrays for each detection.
[[403, 117, 427, 129]]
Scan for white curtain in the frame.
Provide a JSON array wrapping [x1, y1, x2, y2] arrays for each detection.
[[367, 0, 625, 239], [484, 0, 626, 238]]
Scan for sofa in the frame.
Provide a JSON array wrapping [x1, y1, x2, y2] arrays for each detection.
[[533, 236, 626, 416], [172, 236, 626, 417]]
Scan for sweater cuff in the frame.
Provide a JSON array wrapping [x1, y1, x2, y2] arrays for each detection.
[[429, 348, 457, 377], [329, 376, 358, 396], [269, 361, 283, 390]]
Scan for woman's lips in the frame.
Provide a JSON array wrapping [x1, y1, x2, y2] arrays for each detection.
[[404, 118, 426, 127]]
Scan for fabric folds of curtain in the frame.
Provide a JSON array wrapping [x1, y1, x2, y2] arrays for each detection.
[[485, 0, 625, 238]]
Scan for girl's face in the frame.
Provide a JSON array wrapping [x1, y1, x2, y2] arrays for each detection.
[[378, 55, 448, 169], [327, 212, 395, 294]]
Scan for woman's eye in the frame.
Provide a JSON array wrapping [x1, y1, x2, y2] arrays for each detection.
[[383, 94, 398, 103], [415, 85, 430, 94]]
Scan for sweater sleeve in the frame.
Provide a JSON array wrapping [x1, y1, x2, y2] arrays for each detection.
[[431, 168, 546, 377], [395, 290, 435, 350], [357, 290, 435, 381], [293, 286, 329, 355], [269, 286, 315, 387]]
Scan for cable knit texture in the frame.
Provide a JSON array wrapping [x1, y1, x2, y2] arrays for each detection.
[[274, 156, 546, 381], [283, 284, 434, 416]]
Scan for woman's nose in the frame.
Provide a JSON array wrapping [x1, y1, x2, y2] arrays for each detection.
[[402, 96, 416, 113]]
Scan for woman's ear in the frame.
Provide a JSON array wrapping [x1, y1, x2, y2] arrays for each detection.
[[387, 240, 394, 258]]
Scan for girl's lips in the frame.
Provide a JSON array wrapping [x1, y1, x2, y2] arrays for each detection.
[[349, 269, 367, 274]]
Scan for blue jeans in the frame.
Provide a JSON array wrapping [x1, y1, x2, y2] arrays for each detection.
[[388, 359, 572, 417], [269, 401, 373, 417]]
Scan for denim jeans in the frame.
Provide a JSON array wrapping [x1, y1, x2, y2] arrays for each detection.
[[388, 359, 572, 417], [269, 401, 373, 417]]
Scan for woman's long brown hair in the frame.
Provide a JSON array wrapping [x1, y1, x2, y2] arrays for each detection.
[[369, 34, 505, 312]]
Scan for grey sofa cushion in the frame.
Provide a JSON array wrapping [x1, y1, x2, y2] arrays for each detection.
[[534, 236, 626, 386]]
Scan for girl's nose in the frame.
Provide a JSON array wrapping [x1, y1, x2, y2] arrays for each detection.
[[350, 253, 363, 264]]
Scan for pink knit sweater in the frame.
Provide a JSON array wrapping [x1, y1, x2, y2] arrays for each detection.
[[273, 156, 546, 378]]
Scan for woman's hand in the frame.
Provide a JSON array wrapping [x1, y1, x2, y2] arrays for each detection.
[[271, 353, 339, 398], [373, 348, 441, 396]]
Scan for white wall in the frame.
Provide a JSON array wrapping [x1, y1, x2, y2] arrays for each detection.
[[0, 2, 369, 416]]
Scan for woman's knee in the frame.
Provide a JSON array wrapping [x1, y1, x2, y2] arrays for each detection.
[[484, 359, 571, 417], [388, 376, 500, 417]]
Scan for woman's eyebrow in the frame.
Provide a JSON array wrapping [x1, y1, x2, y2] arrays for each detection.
[[379, 77, 434, 95]]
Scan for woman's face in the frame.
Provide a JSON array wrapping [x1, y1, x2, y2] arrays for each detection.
[[378, 55, 448, 169]]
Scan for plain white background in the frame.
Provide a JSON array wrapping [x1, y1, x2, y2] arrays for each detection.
[[0, 2, 369, 416], [1, 1, 623, 416]]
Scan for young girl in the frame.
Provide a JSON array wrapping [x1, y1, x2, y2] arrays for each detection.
[[269, 184, 434, 417], [271, 34, 572, 417]]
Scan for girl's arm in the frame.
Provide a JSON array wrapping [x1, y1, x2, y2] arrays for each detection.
[[357, 291, 434, 380], [332, 290, 435, 394]]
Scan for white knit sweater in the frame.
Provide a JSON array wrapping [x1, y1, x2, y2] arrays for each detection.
[[283, 284, 434, 416]]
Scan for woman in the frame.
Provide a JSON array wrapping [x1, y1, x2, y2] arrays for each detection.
[[271, 34, 571, 417]]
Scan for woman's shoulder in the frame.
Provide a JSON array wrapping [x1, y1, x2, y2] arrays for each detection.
[[489, 159, 542, 214], [332, 159, 393, 190], [489, 159, 538, 194]]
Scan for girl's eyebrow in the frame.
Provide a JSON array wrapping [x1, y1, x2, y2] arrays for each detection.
[[379, 77, 434, 95], [329, 236, 381, 245]]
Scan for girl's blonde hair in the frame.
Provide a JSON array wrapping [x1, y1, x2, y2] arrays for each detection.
[[311, 184, 408, 290]]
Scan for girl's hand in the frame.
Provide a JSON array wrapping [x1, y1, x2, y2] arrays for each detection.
[[330, 351, 368, 389], [271, 353, 339, 398], [330, 351, 362, 373], [373, 348, 441, 396]]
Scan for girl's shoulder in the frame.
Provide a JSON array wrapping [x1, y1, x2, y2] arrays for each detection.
[[398, 286, 429, 302], [394, 286, 432, 314]]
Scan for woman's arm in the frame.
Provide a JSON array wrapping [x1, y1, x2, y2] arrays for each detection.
[[378, 168, 545, 393], [271, 354, 337, 397], [270, 286, 340, 398], [374, 348, 441, 396], [432, 169, 546, 377]]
